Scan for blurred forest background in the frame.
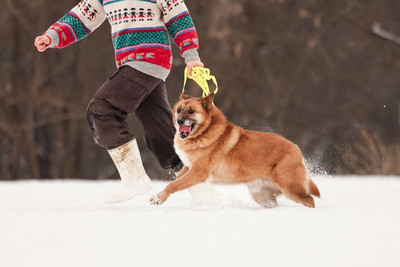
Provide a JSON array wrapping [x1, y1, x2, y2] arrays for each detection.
[[1, 0, 399, 180]]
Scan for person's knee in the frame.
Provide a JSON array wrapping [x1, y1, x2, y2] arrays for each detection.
[[86, 98, 96, 132], [86, 98, 132, 148], [86, 98, 103, 145]]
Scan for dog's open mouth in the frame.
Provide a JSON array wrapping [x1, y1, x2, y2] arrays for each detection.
[[179, 123, 195, 139]]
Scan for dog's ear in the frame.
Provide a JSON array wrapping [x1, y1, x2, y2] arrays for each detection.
[[180, 90, 190, 100], [201, 93, 215, 112]]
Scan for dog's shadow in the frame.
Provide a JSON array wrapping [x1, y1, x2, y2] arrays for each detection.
[[141, 192, 267, 212]]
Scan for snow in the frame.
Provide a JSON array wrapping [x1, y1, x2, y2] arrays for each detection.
[[1, 176, 400, 267]]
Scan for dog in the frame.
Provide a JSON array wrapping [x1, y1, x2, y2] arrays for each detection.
[[150, 92, 320, 208]]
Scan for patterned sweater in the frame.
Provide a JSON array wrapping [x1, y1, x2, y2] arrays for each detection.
[[45, 0, 200, 80]]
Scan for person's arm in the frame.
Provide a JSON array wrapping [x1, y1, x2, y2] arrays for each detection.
[[35, 0, 106, 51], [157, 0, 203, 73]]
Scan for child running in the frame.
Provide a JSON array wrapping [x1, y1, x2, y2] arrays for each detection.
[[34, 0, 204, 203]]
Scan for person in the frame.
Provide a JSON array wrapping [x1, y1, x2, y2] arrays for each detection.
[[34, 0, 205, 204]]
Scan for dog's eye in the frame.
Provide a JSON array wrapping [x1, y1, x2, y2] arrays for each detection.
[[177, 107, 182, 113], [188, 109, 195, 114]]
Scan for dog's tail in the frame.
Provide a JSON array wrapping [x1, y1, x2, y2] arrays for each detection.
[[308, 178, 321, 198]]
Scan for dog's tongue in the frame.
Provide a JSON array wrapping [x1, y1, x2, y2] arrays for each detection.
[[179, 125, 191, 135]]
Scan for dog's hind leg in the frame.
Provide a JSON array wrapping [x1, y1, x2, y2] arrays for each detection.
[[247, 178, 281, 208], [272, 164, 316, 208]]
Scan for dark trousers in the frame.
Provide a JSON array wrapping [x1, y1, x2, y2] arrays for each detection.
[[86, 66, 180, 169]]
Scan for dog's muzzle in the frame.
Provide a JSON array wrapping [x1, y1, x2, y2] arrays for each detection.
[[177, 118, 195, 139]]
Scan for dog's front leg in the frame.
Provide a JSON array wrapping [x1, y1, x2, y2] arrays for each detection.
[[176, 166, 189, 179], [150, 165, 209, 205]]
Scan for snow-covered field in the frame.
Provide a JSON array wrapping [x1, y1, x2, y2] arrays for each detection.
[[1, 176, 400, 267]]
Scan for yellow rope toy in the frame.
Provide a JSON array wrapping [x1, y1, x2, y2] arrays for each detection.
[[183, 66, 218, 103]]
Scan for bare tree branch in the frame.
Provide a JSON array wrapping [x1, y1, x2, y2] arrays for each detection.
[[371, 22, 400, 46]]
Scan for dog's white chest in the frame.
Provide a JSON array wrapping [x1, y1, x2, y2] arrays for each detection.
[[174, 145, 192, 167]]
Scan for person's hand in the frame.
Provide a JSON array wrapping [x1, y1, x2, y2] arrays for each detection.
[[34, 35, 51, 52], [186, 60, 204, 76]]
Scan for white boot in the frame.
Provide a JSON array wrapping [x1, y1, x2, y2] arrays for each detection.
[[188, 182, 223, 207], [104, 139, 153, 204]]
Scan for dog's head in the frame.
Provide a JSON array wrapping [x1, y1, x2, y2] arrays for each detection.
[[173, 91, 215, 139]]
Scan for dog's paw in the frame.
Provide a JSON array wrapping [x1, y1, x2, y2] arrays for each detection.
[[150, 194, 164, 205], [150, 190, 170, 205]]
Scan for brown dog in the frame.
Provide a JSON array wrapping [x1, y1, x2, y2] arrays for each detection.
[[150, 92, 320, 208]]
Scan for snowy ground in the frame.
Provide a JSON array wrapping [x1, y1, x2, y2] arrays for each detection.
[[1, 176, 400, 267]]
